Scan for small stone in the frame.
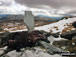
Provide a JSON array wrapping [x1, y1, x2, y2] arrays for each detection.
[[72, 43, 75, 45]]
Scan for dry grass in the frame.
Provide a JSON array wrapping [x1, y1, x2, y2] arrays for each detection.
[[0, 20, 55, 32]]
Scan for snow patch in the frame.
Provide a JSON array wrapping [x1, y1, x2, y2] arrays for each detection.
[[35, 18, 76, 33], [6, 47, 62, 57]]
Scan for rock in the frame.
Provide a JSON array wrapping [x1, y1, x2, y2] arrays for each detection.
[[60, 29, 76, 40], [39, 41, 64, 55], [3, 47, 62, 57], [72, 21, 76, 28], [53, 39, 76, 52], [53, 40, 71, 48], [51, 32, 60, 38], [0, 49, 4, 55]]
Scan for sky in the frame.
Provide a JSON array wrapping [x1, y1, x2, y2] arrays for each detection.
[[15, 0, 76, 14], [15, 0, 76, 8], [0, 0, 76, 14]]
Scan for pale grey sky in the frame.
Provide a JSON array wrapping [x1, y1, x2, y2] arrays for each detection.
[[15, 0, 76, 14], [15, 0, 76, 8], [0, 0, 76, 14]]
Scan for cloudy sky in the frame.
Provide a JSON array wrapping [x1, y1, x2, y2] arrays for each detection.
[[15, 0, 76, 14], [0, 0, 76, 14], [15, 0, 76, 8]]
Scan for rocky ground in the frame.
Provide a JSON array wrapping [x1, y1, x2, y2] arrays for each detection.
[[0, 18, 76, 57]]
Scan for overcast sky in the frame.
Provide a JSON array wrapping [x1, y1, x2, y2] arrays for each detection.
[[15, 0, 76, 8], [0, 0, 76, 14], [15, 0, 76, 14]]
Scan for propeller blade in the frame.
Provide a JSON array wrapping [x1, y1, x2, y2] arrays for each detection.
[[24, 11, 34, 32]]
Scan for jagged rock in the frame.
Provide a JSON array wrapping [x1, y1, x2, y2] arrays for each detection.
[[53, 39, 76, 52], [72, 21, 76, 28], [51, 32, 60, 38], [53, 40, 71, 48], [60, 21, 76, 40], [60, 29, 76, 40], [0, 30, 53, 57], [0, 32, 10, 47], [2, 47, 62, 57], [39, 41, 64, 55], [0, 49, 4, 55]]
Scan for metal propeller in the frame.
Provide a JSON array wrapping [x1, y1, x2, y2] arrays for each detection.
[[24, 11, 34, 32]]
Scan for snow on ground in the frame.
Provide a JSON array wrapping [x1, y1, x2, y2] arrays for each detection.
[[35, 18, 76, 42], [35, 18, 76, 33], [0, 47, 62, 57], [1, 18, 76, 57], [3, 18, 76, 44], [3, 18, 76, 34]]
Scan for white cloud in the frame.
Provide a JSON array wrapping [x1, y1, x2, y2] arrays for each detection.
[[58, 7, 76, 14], [36, 5, 53, 9], [0, 0, 28, 14], [0, 0, 76, 14]]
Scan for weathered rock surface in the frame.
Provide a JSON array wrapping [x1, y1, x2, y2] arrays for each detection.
[[53, 39, 76, 52], [0, 47, 62, 57], [60, 29, 76, 40]]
